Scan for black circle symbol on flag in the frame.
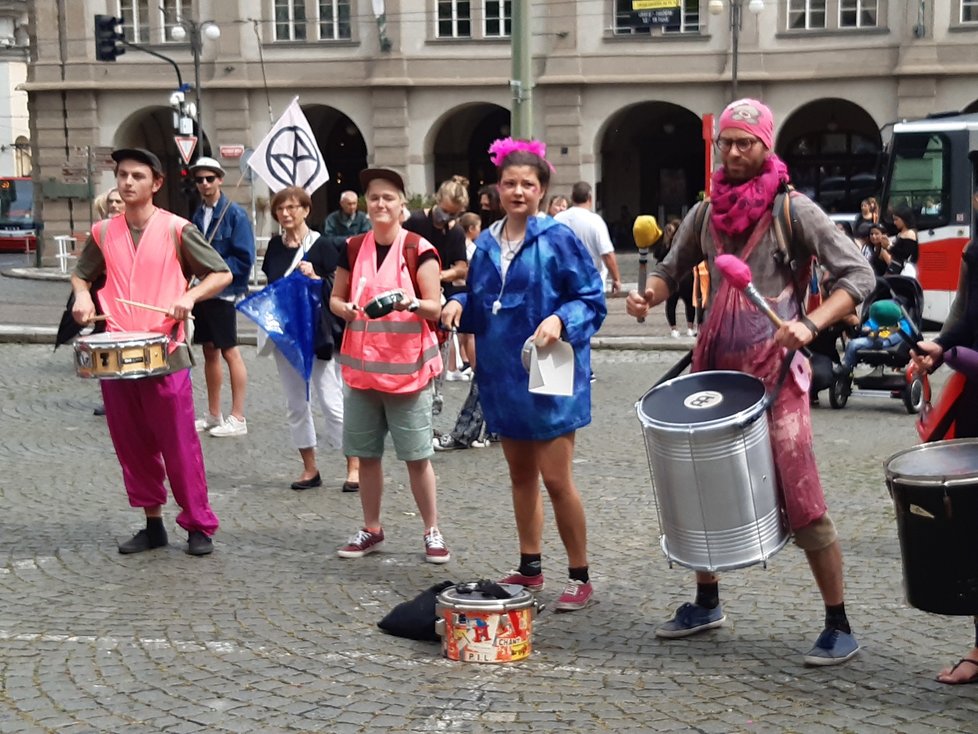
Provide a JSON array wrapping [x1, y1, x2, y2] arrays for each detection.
[[265, 125, 322, 189]]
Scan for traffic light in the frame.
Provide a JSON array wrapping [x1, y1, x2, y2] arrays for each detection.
[[94, 15, 125, 62], [180, 166, 196, 199]]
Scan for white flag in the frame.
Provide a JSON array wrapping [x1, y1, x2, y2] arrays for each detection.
[[247, 97, 329, 194]]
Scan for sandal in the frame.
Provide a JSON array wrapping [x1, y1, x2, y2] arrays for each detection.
[[937, 658, 978, 685]]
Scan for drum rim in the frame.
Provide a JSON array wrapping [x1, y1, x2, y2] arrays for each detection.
[[75, 331, 170, 346], [436, 584, 535, 611], [884, 437, 978, 483], [636, 370, 768, 430]]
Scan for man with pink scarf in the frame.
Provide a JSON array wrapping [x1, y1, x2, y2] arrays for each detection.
[[627, 99, 875, 665]]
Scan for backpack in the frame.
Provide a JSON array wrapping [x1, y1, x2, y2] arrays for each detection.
[[693, 183, 813, 311]]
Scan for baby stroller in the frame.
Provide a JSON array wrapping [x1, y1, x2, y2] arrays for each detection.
[[828, 275, 928, 413]]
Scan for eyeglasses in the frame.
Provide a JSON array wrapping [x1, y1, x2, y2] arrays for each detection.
[[715, 137, 761, 153], [275, 204, 303, 214], [195, 175, 217, 184]]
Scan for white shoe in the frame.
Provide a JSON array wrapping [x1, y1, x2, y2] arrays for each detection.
[[445, 370, 471, 382], [670, 329, 680, 338], [209, 415, 248, 437], [195, 413, 222, 432], [686, 328, 696, 337]]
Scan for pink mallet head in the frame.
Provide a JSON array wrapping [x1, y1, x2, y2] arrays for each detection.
[[715, 253, 752, 290]]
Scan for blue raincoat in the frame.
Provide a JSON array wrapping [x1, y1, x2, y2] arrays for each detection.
[[453, 215, 606, 440]]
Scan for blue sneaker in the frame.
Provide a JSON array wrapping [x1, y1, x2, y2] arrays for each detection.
[[655, 602, 726, 639], [803, 627, 860, 666]]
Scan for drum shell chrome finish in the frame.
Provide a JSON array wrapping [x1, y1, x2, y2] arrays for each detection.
[[73, 331, 170, 380], [637, 371, 789, 572], [435, 583, 538, 664], [884, 438, 978, 615]]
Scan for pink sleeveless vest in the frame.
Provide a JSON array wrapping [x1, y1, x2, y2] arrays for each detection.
[[93, 210, 190, 349], [339, 229, 442, 393]]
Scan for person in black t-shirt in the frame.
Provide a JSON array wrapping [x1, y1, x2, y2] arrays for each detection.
[[404, 175, 470, 379]]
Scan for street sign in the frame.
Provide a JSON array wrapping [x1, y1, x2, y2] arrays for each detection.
[[220, 144, 245, 159], [175, 136, 198, 165]]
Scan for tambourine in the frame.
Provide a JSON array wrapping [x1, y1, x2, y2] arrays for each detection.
[[364, 289, 404, 319]]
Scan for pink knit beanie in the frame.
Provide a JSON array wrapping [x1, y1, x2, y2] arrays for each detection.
[[718, 98, 774, 149]]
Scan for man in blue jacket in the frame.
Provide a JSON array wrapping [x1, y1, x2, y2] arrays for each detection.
[[189, 157, 255, 437]]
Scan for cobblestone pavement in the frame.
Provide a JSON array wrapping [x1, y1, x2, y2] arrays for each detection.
[[1, 340, 977, 733]]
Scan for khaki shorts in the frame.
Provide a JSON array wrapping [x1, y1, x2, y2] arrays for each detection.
[[343, 383, 434, 461]]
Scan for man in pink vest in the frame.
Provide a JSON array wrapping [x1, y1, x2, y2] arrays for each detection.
[[71, 148, 231, 556]]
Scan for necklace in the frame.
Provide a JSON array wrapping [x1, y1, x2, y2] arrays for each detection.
[[501, 220, 525, 261]]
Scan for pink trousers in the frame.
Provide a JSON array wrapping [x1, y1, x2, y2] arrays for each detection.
[[101, 369, 219, 535]]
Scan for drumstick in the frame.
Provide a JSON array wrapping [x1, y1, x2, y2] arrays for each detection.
[[116, 297, 196, 320], [715, 254, 811, 358], [88, 315, 108, 322], [350, 276, 367, 310], [636, 248, 648, 323]]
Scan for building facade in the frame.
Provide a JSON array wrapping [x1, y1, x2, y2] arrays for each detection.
[[23, 0, 978, 255], [0, 0, 29, 178]]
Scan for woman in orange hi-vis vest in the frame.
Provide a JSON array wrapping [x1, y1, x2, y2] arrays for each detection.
[[329, 167, 450, 565]]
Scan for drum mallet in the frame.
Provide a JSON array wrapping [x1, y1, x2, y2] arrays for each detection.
[[632, 215, 664, 323], [715, 254, 811, 359]]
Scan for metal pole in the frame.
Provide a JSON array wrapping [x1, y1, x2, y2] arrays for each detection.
[[192, 29, 202, 155], [510, 0, 533, 138], [731, 0, 740, 102]]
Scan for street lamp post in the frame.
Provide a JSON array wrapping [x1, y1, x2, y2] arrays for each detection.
[[169, 18, 221, 153], [709, 0, 763, 102]]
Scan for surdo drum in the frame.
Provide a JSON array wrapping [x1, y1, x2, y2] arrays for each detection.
[[884, 439, 978, 615], [636, 371, 790, 572], [74, 331, 170, 379]]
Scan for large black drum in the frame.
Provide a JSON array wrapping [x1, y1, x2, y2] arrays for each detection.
[[636, 370, 789, 572], [884, 438, 978, 615]]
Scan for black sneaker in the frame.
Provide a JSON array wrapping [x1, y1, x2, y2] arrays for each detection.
[[186, 530, 214, 556], [118, 527, 168, 554]]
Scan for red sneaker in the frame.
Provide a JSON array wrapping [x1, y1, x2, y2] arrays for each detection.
[[498, 570, 545, 592], [555, 579, 594, 612], [337, 528, 384, 558], [424, 527, 451, 564]]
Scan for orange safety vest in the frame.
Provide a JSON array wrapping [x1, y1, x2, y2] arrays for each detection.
[[92, 210, 190, 351], [338, 228, 443, 393]]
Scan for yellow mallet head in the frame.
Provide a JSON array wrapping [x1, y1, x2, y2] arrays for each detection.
[[633, 215, 663, 250]]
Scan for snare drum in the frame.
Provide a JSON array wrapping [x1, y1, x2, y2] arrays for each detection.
[[364, 290, 404, 319], [636, 370, 789, 572], [74, 331, 170, 379], [434, 583, 539, 664]]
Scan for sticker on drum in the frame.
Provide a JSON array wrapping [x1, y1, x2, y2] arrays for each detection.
[[683, 390, 724, 410]]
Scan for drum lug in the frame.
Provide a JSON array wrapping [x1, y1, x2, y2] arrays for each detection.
[[434, 618, 445, 637]]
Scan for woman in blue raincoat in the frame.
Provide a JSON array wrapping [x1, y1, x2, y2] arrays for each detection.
[[442, 138, 606, 612]]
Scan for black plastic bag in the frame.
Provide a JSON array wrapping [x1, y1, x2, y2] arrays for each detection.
[[377, 580, 455, 642]]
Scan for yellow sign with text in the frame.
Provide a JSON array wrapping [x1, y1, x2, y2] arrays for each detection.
[[632, 0, 681, 9]]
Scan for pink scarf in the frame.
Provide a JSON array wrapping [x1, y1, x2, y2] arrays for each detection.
[[710, 154, 789, 238]]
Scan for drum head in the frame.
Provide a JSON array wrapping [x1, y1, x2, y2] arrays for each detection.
[[639, 371, 766, 427], [886, 438, 978, 483]]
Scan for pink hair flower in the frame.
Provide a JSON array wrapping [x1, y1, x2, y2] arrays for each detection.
[[488, 137, 554, 172]]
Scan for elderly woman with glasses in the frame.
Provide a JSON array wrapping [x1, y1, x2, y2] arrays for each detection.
[[261, 186, 359, 493]]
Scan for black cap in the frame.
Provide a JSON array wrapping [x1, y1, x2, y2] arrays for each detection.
[[111, 148, 164, 177], [359, 167, 405, 194]]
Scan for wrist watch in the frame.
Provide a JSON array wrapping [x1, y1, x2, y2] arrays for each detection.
[[407, 298, 420, 313]]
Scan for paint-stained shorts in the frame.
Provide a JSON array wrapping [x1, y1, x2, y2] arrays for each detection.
[[343, 383, 434, 461]]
